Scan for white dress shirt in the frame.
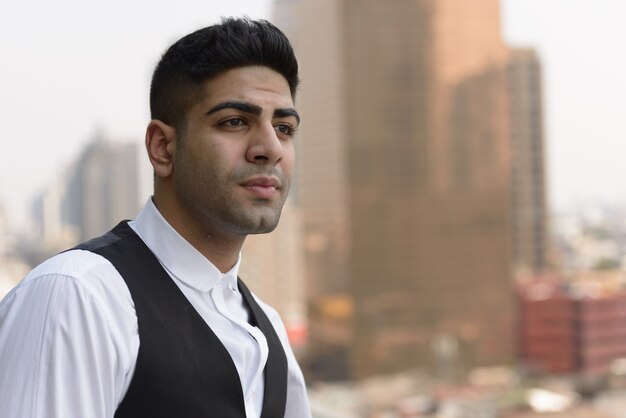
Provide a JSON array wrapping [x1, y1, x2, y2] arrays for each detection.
[[0, 199, 311, 418]]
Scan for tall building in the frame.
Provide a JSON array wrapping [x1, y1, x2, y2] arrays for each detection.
[[508, 48, 549, 277], [275, 0, 515, 380], [65, 134, 141, 241], [31, 173, 80, 252], [33, 133, 142, 246]]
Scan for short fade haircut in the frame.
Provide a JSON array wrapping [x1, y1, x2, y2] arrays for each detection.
[[150, 17, 300, 129]]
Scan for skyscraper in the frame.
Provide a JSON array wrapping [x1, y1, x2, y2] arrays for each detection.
[[276, 0, 515, 380], [508, 48, 549, 277], [63, 133, 141, 242]]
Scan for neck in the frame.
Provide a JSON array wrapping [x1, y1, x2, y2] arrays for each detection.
[[152, 195, 245, 273], [186, 232, 244, 273]]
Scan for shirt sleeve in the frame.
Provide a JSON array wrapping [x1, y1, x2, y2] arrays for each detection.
[[0, 253, 137, 418]]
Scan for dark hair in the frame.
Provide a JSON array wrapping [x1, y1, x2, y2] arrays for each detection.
[[149, 17, 299, 129]]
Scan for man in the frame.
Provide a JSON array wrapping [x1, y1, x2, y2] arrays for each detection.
[[0, 18, 311, 418]]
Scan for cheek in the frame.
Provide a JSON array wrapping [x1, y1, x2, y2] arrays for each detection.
[[282, 146, 296, 175], [208, 140, 245, 163]]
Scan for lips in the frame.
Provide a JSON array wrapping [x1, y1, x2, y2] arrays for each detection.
[[241, 176, 280, 199]]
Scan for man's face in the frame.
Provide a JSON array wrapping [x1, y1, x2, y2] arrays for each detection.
[[172, 66, 299, 237]]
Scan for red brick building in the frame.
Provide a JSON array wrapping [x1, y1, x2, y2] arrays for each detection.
[[520, 279, 626, 375]]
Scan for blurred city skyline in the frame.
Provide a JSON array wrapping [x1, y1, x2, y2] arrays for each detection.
[[2, 2, 626, 415], [1, 0, 625, 231]]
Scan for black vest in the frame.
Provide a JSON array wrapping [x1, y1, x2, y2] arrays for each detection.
[[76, 221, 288, 418]]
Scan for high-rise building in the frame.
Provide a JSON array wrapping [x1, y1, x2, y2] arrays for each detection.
[[275, 0, 516, 380], [33, 132, 142, 247], [32, 173, 80, 252], [64, 134, 141, 241], [508, 48, 549, 277]]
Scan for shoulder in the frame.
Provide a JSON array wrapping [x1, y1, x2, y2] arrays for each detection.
[[0, 250, 138, 417], [0, 248, 138, 366], [27, 249, 119, 282], [1, 249, 135, 333], [16, 249, 132, 303]]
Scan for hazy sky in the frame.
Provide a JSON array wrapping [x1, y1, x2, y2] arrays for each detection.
[[1, 0, 625, 229], [502, 0, 626, 211]]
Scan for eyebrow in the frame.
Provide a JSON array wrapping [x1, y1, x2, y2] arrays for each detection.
[[274, 108, 301, 124], [207, 101, 300, 124]]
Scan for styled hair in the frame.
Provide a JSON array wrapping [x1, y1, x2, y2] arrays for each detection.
[[150, 17, 300, 128]]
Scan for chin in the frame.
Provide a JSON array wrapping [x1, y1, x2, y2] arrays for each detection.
[[225, 205, 284, 235], [246, 213, 283, 235], [249, 224, 279, 235], [222, 214, 280, 236], [248, 218, 281, 234]]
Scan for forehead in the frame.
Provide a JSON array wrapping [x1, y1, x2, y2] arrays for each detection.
[[197, 66, 294, 110]]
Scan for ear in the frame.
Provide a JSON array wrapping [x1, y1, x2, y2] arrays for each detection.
[[145, 120, 176, 178]]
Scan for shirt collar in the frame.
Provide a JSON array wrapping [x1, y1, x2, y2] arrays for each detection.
[[128, 198, 241, 293]]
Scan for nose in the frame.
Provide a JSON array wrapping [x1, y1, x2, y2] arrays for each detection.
[[246, 123, 283, 165]]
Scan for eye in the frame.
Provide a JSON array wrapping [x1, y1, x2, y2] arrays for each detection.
[[275, 123, 297, 137], [220, 117, 247, 128]]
